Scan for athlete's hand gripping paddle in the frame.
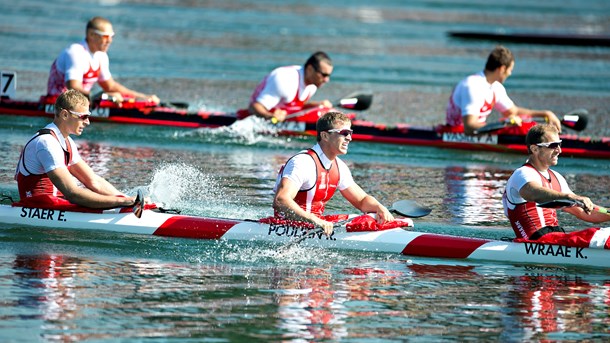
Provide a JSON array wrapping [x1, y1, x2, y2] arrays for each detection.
[[133, 189, 145, 219]]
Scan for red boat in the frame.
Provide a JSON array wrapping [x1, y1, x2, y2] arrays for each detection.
[[2, 72, 609, 159]]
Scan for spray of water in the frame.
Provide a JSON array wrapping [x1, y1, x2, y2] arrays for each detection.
[[179, 115, 286, 145], [147, 163, 221, 213]]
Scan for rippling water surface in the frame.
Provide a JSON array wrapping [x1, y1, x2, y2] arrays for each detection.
[[1, 0, 609, 341]]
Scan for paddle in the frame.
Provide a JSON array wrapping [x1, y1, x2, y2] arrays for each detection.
[[271, 92, 373, 124], [474, 109, 588, 135], [277, 199, 432, 252], [133, 189, 145, 219], [390, 199, 433, 218], [538, 199, 609, 215]]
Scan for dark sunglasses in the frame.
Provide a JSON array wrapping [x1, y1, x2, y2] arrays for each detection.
[[327, 128, 353, 137], [65, 108, 92, 120], [536, 140, 562, 149], [312, 64, 331, 78]]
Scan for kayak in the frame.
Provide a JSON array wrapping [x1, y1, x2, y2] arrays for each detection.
[[1, 204, 608, 270], [2, 72, 609, 159], [2, 93, 609, 159], [448, 31, 610, 47]]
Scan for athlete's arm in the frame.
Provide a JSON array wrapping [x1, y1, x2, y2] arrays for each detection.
[[47, 165, 135, 208], [519, 181, 598, 217], [98, 78, 159, 104], [273, 177, 334, 234], [462, 114, 487, 135], [504, 106, 561, 133], [249, 102, 287, 122], [66, 79, 91, 97], [69, 160, 124, 196], [341, 184, 394, 224], [564, 205, 610, 223], [303, 99, 332, 109]]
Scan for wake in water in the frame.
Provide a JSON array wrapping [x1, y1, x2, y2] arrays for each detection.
[[178, 115, 299, 146]]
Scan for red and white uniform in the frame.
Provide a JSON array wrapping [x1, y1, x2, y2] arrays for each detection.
[[14, 123, 82, 205], [274, 144, 354, 216], [47, 40, 112, 97], [503, 163, 610, 249], [503, 164, 568, 238], [446, 71, 514, 127], [250, 65, 317, 113]]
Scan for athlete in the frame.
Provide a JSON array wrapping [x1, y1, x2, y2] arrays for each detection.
[[446, 45, 561, 135], [47, 16, 159, 104], [273, 111, 394, 235], [502, 124, 610, 249], [248, 51, 333, 122], [15, 90, 139, 210]]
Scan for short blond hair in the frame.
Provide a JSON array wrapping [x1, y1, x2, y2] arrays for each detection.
[[54, 89, 89, 116]]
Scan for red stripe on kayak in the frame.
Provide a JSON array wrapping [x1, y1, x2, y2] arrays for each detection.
[[153, 216, 240, 239], [401, 234, 489, 259]]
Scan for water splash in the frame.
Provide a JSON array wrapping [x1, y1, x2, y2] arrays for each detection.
[[147, 163, 222, 213], [179, 116, 287, 146]]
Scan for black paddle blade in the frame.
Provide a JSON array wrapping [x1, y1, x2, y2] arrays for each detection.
[[133, 189, 145, 218], [337, 92, 373, 111], [391, 200, 432, 218], [560, 109, 588, 131], [537, 199, 581, 209], [474, 121, 507, 134], [160, 102, 190, 109]]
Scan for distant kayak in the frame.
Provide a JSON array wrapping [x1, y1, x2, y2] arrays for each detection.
[[448, 31, 610, 47]]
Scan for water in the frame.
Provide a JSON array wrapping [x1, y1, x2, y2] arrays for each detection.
[[1, 0, 610, 341]]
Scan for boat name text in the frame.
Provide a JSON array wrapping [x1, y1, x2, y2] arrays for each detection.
[[268, 223, 336, 241], [20, 207, 66, 221], [523, 242, 586, 259], [442, 132, 498, 145]]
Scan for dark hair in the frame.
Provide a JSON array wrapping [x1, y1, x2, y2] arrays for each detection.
[[304, 51, 332, 71], [525, 124, 558, 154], [484, 46, 514, 71], [55, 89, 89, 116], [316, 111, 351, 141]]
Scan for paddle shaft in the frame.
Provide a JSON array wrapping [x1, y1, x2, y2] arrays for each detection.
[[474, 109, 588, 135], [276, 92, 373, 122], [538, 199, 609, 215]]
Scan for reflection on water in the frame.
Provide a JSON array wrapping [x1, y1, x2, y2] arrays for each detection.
[[444, 165, 510, 225], [3, 252, 608, 341]]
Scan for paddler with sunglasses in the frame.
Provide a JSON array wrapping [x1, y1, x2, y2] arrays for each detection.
[[14, 90, 142, 210], [46, 16, 159, 105], [245, 51, 333, 123], [446, 45, 561, 136], [272, 111, 396, 235], [502, 124, 610, 249]]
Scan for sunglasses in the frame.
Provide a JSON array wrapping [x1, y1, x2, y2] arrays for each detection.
[[65, 108, 92, 120], [92, 29, 115, 38], [312, 64, 331, 78], [536, 140, 562, 149], [327, 128, 353, 137]]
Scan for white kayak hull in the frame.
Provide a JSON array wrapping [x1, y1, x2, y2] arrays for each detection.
[[1, 205, 608, 270]]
